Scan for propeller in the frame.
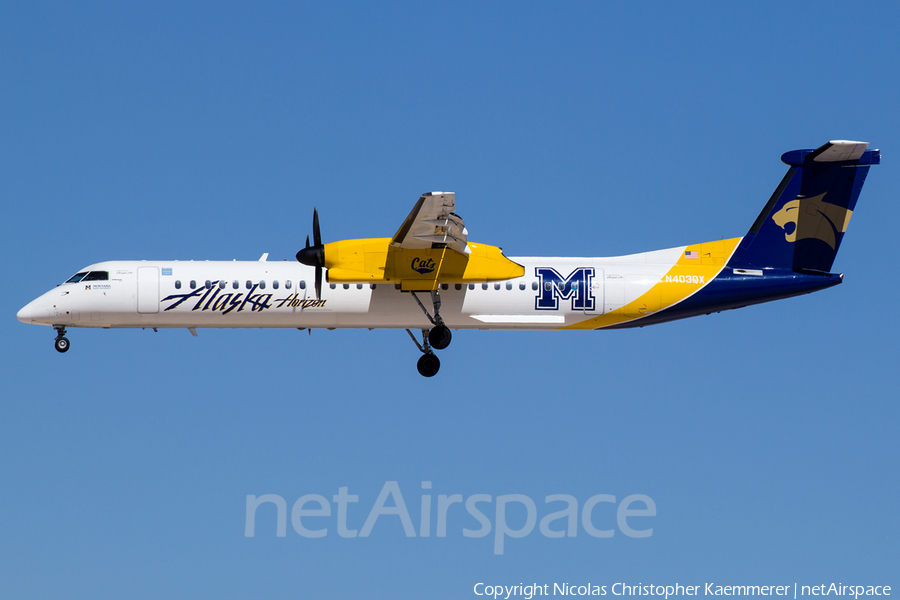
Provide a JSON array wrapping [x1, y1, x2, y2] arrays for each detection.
[[295, 208, 325, 299]]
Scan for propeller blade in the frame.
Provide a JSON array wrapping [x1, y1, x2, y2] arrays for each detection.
[[296, 212, 324, 267], [312, 208, 321, 248], [296, 208, 326, 299]]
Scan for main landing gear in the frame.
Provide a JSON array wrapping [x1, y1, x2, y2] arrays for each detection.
[[406, 329, 442, 377], [407, 290, 453, 377], [53, 326, 70, 353]]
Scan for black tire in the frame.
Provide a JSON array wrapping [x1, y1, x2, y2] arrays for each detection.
[[416, 353, 440, 377], [54, 336, 70, 353], [428, 325, 452, 350]]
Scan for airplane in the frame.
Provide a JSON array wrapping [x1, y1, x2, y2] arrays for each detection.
[[17, 140, 879, 377]]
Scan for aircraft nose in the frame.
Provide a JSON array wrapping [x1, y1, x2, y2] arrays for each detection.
[[17, 301, 36, 323], [17, 299, 48, 324]]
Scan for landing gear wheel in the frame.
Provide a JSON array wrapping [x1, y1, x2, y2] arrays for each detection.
[[54, 336, 70, 353], [428, 325, 452, 350], [417, 353, 440, 377]]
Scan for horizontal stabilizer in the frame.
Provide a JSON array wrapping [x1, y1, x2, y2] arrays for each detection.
[[781, 140, 880, 166]]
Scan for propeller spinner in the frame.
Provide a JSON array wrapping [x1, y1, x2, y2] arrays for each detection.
[[295, 208, 324, 298]]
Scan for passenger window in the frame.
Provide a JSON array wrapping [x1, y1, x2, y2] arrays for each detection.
[[519, 282, 525, 290], [506, 282, 512, 290], [299, 281, 306, 289], [494, 283, 501, 290], [544, 282, 552, 291], [273, 280, 279, 290], [343, 284, 349, 289], [532, 282, 538, 291], [205, 280, 212, 290], [219, 281, 226, 289], [246, 280, 252, 289], [286, 280, 292, 289], [83, 271, 109, 281], [455, 284, 462, 290], [441, 283, 448, 291], [190, 280, 196, 289], [370, 284, 376, 289], [482, 283, 488, 290], [259, 281, 266, 290], [233, 281, 239, 289], [468, 284, 475, 290], [395, 284, 401, 290], [66, 272, 88, 283], [357, 284, 363, 290], [330, 284, 336, 290], [175, 280, 182, 289]]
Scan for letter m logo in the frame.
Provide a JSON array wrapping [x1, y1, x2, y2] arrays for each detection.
[[535, 267, 595, 311]]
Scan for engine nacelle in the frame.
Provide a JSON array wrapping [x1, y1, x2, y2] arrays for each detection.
[[324, 238, 524, 291]]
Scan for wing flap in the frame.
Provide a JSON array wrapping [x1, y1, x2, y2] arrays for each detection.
[[391, 192, 468, 254]]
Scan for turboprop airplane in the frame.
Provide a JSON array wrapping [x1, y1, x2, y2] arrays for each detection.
[[18, 140, 879, 377]]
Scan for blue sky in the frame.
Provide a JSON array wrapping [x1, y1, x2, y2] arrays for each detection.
[[2, 2, 898, 598]]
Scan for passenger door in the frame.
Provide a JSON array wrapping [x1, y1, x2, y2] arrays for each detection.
[[137, 267, 159, 314]]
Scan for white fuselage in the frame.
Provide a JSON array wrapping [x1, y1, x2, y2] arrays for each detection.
[[17, 245, 692, 332]]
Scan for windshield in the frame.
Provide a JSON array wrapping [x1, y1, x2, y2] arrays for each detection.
[[65, 272, 88, 283]]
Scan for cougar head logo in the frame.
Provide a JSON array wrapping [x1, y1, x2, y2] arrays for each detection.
[[772, 199, 802, 242], [771, 194, 852, 250]]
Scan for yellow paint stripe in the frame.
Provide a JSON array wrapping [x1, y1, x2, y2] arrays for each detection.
[[562, 237, 741, 330]]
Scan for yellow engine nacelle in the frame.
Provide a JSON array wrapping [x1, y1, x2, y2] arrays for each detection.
[[324, 238, 524, 291]]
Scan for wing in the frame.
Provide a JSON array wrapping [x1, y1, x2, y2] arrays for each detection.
[[390, 192, 469, 254]]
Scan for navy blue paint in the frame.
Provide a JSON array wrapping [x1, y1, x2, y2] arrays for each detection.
[[728, 145, 879, 274], [535, 267, 595, 311], [605, 269, 842, 329]]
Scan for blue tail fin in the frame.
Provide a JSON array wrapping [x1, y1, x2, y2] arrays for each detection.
[[727, 141, 879, 273]]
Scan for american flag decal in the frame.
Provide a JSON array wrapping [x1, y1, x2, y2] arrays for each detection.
[[684, 250, 699, 259]]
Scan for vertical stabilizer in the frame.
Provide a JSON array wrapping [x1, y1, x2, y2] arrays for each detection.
[[727, 141, 879, 273]]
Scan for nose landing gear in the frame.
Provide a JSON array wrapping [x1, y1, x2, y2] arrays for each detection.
[[53, 326, 70, 353]]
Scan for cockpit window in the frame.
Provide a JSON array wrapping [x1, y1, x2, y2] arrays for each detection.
[[83, 271, 109, 281], [66, 272, 88, 283]]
